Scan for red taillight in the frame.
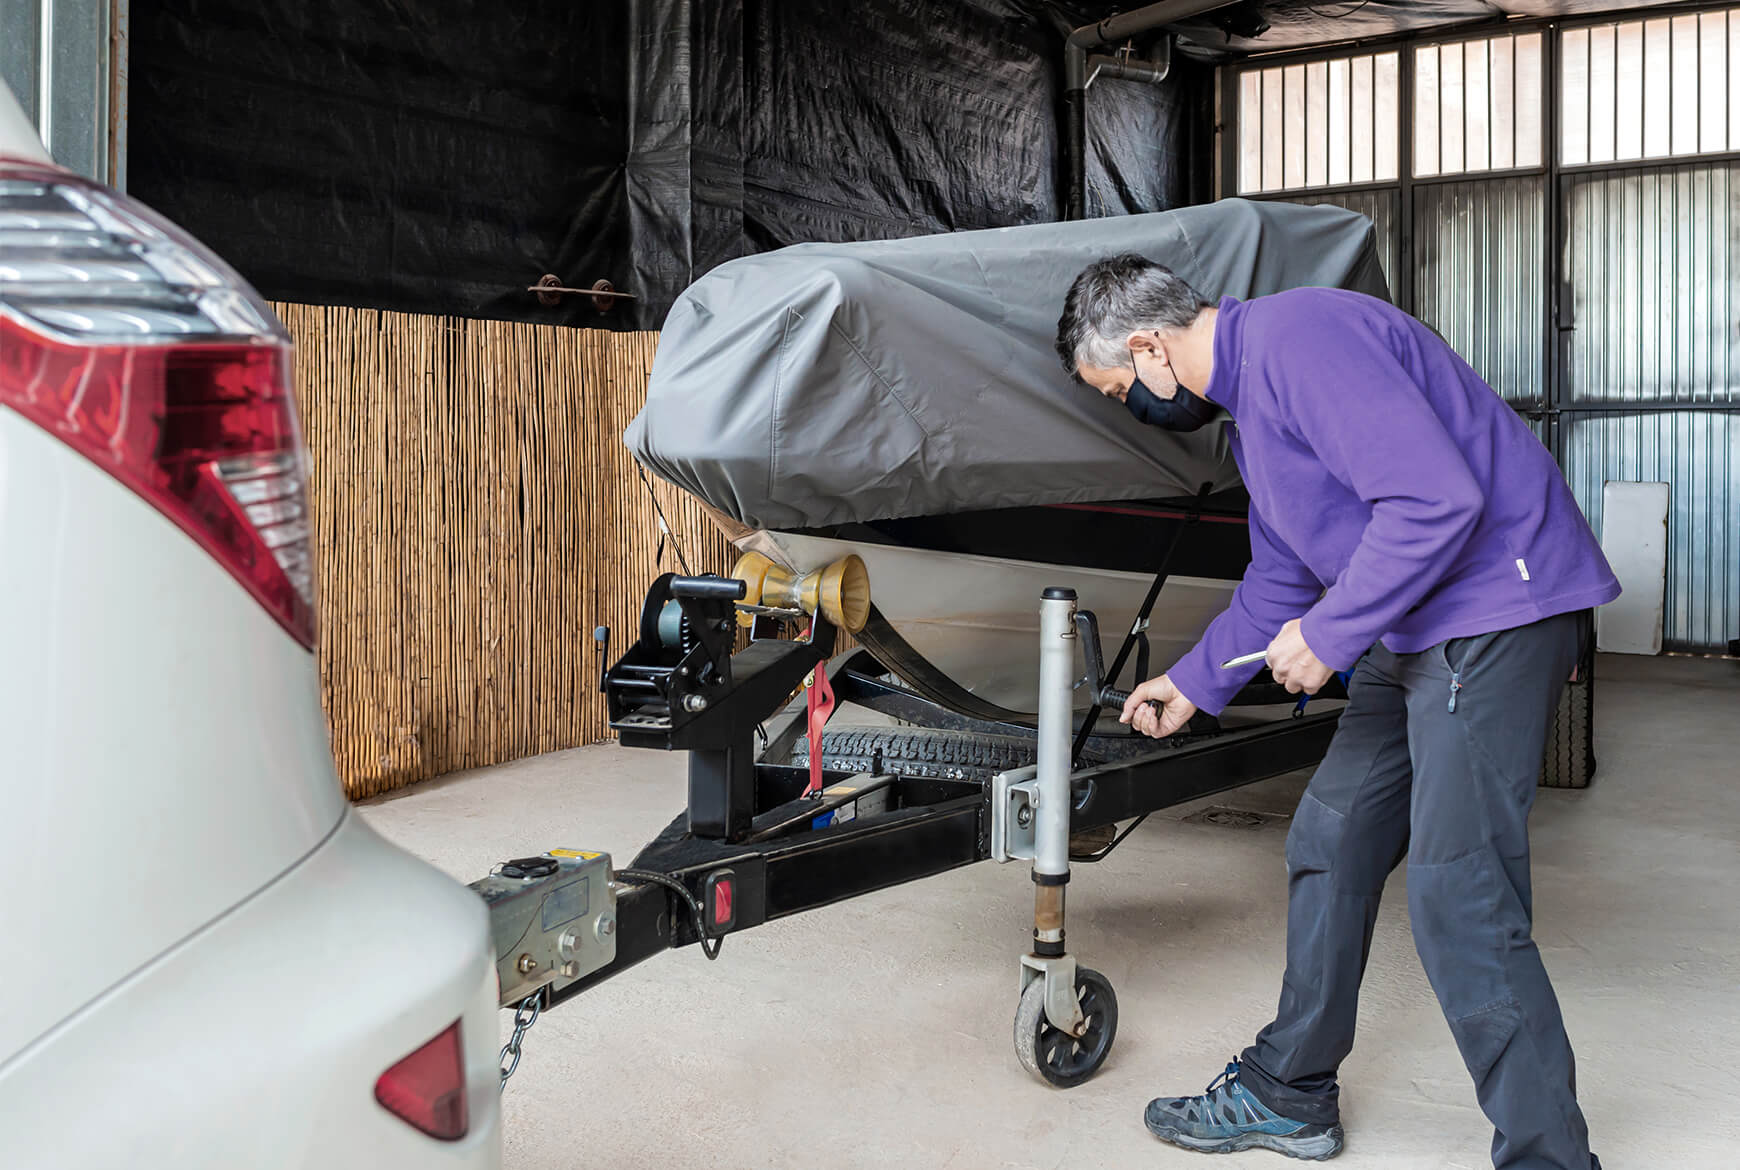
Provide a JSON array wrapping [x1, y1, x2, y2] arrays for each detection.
[[0, 165, 315, 648], [0, 315, 315, 646], [375, 1020, 470, 1142]]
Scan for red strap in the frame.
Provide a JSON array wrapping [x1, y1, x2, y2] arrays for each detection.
[[805, 665, 837, 796]]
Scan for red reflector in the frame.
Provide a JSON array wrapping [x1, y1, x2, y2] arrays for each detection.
[[713, 878, 733, 927], [375, 1020, 469, 1141]]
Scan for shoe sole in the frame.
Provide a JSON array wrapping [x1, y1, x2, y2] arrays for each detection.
[[1146, 1122, 1345, 1161]]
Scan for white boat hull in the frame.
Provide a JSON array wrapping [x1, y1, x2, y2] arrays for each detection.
[[748, 531, 1238, 714]]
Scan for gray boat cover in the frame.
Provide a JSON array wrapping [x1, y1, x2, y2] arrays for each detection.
[[627, 198, 1390, 530]]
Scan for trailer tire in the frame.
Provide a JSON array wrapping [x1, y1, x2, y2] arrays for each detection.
[[1539, 616, 1597, 790], [789, 726, 1092, 781]]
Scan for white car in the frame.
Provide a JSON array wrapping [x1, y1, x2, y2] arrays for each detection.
[[0, 83, 502, 1168]]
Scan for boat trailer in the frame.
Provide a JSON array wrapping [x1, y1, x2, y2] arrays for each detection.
[[470, 558, 1339, 1087]]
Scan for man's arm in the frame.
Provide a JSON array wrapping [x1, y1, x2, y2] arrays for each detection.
[[1160, 507, 1324, 718], [1277, 310, 1485, 670]]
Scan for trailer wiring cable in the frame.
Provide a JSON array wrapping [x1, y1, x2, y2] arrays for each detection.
[[614, 867, 726, 959]]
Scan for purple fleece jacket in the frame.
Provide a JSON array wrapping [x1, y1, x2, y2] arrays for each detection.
[[1166, 289, 1621, 717]]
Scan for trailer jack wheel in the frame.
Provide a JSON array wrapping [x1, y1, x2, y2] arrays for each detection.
[[1013, 966, 1118, 1087]]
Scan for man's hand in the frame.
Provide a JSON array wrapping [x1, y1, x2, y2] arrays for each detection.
[[1120, 674, 1198, 739], [1267, 618, 1333, 694]]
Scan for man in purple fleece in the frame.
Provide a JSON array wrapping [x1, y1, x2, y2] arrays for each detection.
[[1055, 254, 1618, 1170]]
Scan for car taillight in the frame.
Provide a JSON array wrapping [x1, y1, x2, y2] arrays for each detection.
[[0, 165, 315, 648], [374, 1020, 470, 1142]]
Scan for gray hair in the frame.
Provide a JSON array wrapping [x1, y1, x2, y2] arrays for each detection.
[[1055, 253, 1211, 377]]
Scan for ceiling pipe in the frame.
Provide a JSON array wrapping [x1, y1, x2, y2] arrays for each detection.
[[1085, 38, 1173, 90], [1061, 0, 1245, 220]]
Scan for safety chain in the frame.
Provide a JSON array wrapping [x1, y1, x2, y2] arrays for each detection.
[[498, 993, 542, 1090]]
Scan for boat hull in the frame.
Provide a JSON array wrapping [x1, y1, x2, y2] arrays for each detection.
[[747, 529, 1240, 715]]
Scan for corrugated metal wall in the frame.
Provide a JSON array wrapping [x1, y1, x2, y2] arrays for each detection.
[[1284, 189, 1401, 297], [1564, 163, 1738, 405], [1414, 176, 1547, 404], [1564, 412, 1738, 650], [1561, 160, 1740, 650]]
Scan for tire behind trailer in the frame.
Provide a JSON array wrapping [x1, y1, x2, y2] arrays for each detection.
[[1539, 613, 1597, 789]]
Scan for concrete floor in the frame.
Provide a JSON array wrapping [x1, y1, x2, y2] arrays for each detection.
[[361, 654, 1740, 1169]]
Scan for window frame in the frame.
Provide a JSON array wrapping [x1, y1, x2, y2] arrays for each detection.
[[1219, 4, 1740, 200]]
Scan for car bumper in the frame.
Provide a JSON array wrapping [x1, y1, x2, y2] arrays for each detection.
[[0, 809, 502, 1170]]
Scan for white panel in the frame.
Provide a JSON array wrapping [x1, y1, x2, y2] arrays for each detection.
[[1431, 41, 1461, 172], [1562, 27, 1590, 164], [1491, 35, 1515, 170], [1283, 63, 1307, 189], [1240, 69, 1262, 194], [1672, 14, 1701, 157], [1415, 45, 1440, 176], [1263, 67, 1284, 192], [1351, 55, 1374, 182], [1644, 19, 1672, 157], [1465, 38, 1490, 172], [1328, 57, 1350, 186], [1588, 24, 1616, 164], [1616, 21, 1645, 159], [1732, 14, 1740, 152], [1516, 33, 1544, 166], [1699, 12, 1728, 154], [1374, 51, 1399, 180], [1306, 60, 1328, 188], [1596, 480, 1670, 655]]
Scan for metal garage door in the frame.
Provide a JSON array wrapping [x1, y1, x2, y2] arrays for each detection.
[[1224, 9, 1740, 651]]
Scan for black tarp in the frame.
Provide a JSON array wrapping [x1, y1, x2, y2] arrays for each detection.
[[128, 0, 1212, 331], [128, 0, 632, 326], [1171, 0, 1670, 59]]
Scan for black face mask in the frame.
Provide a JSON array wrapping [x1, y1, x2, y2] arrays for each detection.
[[1125, 371, 1219, 432]]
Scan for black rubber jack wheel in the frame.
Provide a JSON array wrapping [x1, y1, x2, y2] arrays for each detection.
[[1539, 616, 1597, 789], [790, 726, 1098, 782], [1014, 966, 1118, 1088]]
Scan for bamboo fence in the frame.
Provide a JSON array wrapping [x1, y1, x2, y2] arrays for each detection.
[[277, 303, 735, 799]]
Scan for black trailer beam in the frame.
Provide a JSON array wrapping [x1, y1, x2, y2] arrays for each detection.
[[548, 708, 1339, 1008], [1070, 710, 1342, 832]]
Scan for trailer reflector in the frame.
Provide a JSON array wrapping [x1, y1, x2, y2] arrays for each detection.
[[706, 871, 735, 931]]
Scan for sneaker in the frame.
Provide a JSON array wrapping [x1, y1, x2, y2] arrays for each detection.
[[1144, 1060, 1345, 1160]]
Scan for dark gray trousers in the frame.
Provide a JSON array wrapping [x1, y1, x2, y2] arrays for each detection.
[[1239, 612, 1596, 1170]]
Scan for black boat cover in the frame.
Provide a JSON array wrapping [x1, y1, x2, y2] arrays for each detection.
[[628, 198, 1390, 531]]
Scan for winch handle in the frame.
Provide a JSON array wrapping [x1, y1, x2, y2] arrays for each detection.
[[1075, 609, 1155, 713], [593, 626, 610, 692], [668, 574, 747, 601]]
